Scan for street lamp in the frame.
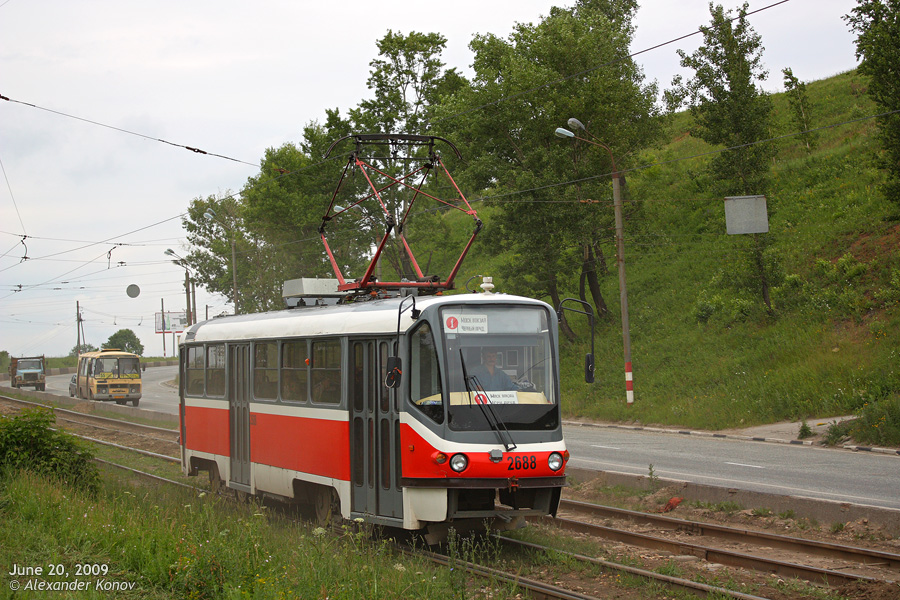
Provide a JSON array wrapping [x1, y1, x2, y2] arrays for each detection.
[[164, 249, 195, 326], [204, 208, 239, 315], [555, 118, 634, 405]]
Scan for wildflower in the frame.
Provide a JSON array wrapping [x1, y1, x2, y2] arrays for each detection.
[[313, 527, 327, 537], [393, 564, 406, 572]]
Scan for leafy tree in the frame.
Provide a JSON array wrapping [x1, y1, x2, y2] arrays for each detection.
[[782, 67, 817, 153], [103, 329, 144, 355], [180, 193, 278, 314], [668, 2, 777, 312], [345, 31, 467, 281], [846, 0, 900, 208], [349, 30, 465, 135], [434, 0, 661, 331], [69, 343, 98, 357], [669, 2, 773, 196]]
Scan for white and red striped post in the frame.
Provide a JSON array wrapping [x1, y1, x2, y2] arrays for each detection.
[[625, 361, 634, 405]]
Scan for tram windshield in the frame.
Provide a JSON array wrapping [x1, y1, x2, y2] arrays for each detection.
[[439, 305, 558, 431]]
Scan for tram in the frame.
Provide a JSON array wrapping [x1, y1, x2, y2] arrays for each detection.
[[179, 279, 578, 538], [179, 134, 591, 539]]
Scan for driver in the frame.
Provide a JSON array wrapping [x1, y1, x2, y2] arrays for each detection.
[[469, 348, 516, 391]]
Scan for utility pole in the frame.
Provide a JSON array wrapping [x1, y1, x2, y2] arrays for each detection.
[[556, 119, 634, 405], [183, 270, 193, 326], [76, 301, 81, 351]]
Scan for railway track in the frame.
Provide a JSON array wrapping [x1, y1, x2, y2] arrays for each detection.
[[3, 392, 898, 598], [557, 498, 900, 584], [96, 458, 769, 599], [0, 393, 180, 460], [547, 500, 900, 586]]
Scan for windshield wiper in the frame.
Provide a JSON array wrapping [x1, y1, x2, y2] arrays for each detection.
[[459, 350, 517, 452]]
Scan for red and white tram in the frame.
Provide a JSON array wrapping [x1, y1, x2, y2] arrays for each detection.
[[178, 281, 571, 539]]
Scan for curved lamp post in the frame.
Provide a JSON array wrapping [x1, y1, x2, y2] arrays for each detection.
[[204, 208, 240, 315], [555, 119, 634, 405]]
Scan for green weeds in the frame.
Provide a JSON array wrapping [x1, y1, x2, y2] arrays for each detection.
[[0, 471, 466, 599]]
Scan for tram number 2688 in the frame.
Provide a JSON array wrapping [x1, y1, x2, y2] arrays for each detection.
[[507, 455, 538, 471]]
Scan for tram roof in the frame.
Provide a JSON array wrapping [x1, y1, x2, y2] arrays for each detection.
[[184, 293, 551, 343]]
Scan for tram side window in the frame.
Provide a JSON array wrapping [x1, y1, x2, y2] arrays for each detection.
[[185, 346, 205, 395], [410, 323, 444, 424], [206, 344, 226, 397], [254, 342, 278, 401], [281, 340, 308, 403], [311, 339, 341, 405]]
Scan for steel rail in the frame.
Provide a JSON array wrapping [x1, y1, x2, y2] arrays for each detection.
[[53, 414, 179, 445], [497, 536, 771, 600], [542, 515, 878, 586], [560, 498, 900, 572], [0, 393, 176, 435], [409, 545, 602, 600]]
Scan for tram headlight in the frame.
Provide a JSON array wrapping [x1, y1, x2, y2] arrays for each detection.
[[449, 453, 468, 473], [548, 452, 564, 472]]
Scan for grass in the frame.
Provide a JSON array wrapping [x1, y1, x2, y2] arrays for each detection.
[[0, 469, 506, 600]]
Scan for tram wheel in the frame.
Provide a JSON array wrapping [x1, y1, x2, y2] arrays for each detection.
[[208, 464, 223, 494], [314, 487, 338, 526]]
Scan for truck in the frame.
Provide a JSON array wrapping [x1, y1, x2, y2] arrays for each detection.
[[9, 356, 46, 391]]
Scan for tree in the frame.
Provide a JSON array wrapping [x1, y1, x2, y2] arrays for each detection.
[[669, 2, 774, 196], [349, 31, 465, 135], [782, 67, 817, 153], [346, 31, 467, 280], [669, 2, 777, 312], [103, 330, 143, 355], [434, 0, 661, 331], [69, 343, 98, 357], [180, 193, 288, 314], [846, 0, 900, 208]]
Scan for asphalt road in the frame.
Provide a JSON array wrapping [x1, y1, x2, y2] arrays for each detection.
[[563, 426, 900, 511], [39, 367, 900, 511]]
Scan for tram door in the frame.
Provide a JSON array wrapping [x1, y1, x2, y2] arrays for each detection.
[[350, 339, 402, 519], [228, 344, 251, 489]]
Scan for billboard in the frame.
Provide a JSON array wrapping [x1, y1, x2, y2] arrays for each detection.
[[155, 311, 188, 334]]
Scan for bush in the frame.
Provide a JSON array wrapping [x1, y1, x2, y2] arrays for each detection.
[[850, 398, 900, 447], [0, 408, 99, 494]]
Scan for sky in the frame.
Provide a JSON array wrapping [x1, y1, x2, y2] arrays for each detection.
[[1, 0, 861, 358]]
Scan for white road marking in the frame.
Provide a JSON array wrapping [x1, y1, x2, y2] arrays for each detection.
[[725, 462, 765, 469]]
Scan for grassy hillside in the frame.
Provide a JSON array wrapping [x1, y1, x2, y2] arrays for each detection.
[[458, 70, 900, 444]]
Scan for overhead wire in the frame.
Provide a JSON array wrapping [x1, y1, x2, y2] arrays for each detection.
[[0, 153, 26, 235], [0, 93, 260, 168]]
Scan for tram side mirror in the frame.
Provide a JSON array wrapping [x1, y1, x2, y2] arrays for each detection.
[[385, 357, 402, 389], [584, 353, 595, 383], [142, 363, 147, 372]]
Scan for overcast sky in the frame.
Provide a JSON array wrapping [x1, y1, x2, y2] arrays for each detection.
[[1, 0, 860, 358]]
